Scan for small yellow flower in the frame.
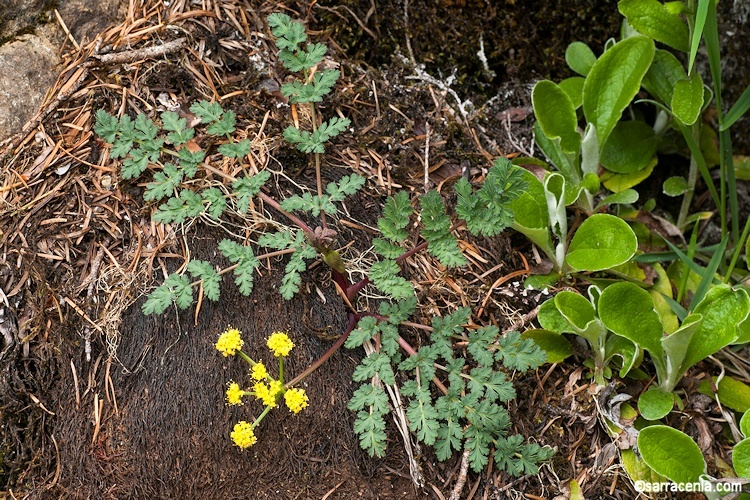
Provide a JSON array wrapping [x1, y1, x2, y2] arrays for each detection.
[[251, 362, 268, 381], [226, 382, 245, 406], [230, 420, 257, 449], [253, 380, 283, 407], [267, 331, 294, 357], [216, 327, 244, 357], [284, 388, 309, 414]]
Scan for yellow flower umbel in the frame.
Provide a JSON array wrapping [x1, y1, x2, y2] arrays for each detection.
[[226, 382, 246, 406], [250, 362, 268, 381], [216, 327, 244, 357], [254, 380, 283, 407], [284, 388, 309, 414], [230, 421, 257, 449], [267, 331, 294, 357]]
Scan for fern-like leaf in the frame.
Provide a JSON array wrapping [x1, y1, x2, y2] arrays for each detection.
[[369, 260, 414, 299], [152, 189, 204, 224], [420, 190, 466, 267], [378, 191, 412, 243], [142, 273, 193, 315], [495, 331, 547, 372], [232, 170, 271, 213], [267, 12, 307, 52], [201, 187, 227, 220], [217, 239, 260, 296], [144, 163, 183, 201], [186, 260, 221, 301]]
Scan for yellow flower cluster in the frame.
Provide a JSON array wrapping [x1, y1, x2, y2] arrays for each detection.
[[250, 362, 268, 381], [215, 327, 244, 357], [226, 382, 245, 406], [230, 421, 257, 449], [284, 388, 309, 414], [267, 331, 294, 357], [254, 380, 283, 407]]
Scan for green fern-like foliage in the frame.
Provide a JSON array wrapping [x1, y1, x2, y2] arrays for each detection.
[[257, 230, 317, 300], [419, 190, 467, 268], [346, 301, 552, 475], [455, 157, 526, 237], [280, 174, 364, 216], [218, 239, 260, 296]]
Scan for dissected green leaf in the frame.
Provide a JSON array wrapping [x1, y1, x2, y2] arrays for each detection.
[[232, 170, 271, 213], [378, 190, 412, 243], [420, 190, 466, 267], [190, 100, 223, 123], [144, 163, 183, 201], [186, 260, 221, 301], [94, 110, 120, 144], [153, 189, 205, 224], [218, 239, 261, 296]]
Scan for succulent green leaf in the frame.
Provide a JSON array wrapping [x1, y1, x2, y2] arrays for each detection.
[[600, 120, 657, 174], [642, 49, 686, 106], [681, 285, 750, 372], [599, 281, 663, 356], [638, 387, 675, 420], [637, 425, 706, 484], [565, 41, 597, 76], [733, 439, 750, 479], [558, 77, 585, 109], [618, 0, 690, 52], [566, 214, 637, 271], [671, 72, 704, 125], [742, 410, 750, 438], [510, 168, 554, 260], [596, 189, 639, 209], [554, 292, 596, 331], [583, 36, 655, 150], [532, 80, 581, 154], [521, 329, 573, 364], [662, 176, 688, 197]]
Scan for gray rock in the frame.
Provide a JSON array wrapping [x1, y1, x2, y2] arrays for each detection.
[[0, 35, 59, 141]]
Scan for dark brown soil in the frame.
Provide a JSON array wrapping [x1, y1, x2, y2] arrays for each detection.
[[2, 0, 749, 499]]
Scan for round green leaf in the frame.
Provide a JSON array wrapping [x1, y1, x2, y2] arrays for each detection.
[[566, 214, 638, 272], [638, 387, 675, 420], [558, 77, 585, 109], [538, 299, 573, 334], [521, 329, 574, 364], [601, 120, 657, 174], [583, 36, 655, 150], [733, 438, 750, 479], [555, 291, 596, 330], [741, 410, 750, 439], [566, 41, 596, 76], [638, 425, 706, 484], [599, 281, 663, 355], [663, 176, 688, 196]]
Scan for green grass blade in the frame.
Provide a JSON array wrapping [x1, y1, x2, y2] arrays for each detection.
[[724, 215, 750, 283], [688, 0, 710, 75], [720, 84, 750, 131], [660, 292, 688, 322], [688, 234, 728, 311]]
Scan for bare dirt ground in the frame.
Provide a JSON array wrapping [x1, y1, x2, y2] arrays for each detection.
[[1, 1, 749, 499]]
